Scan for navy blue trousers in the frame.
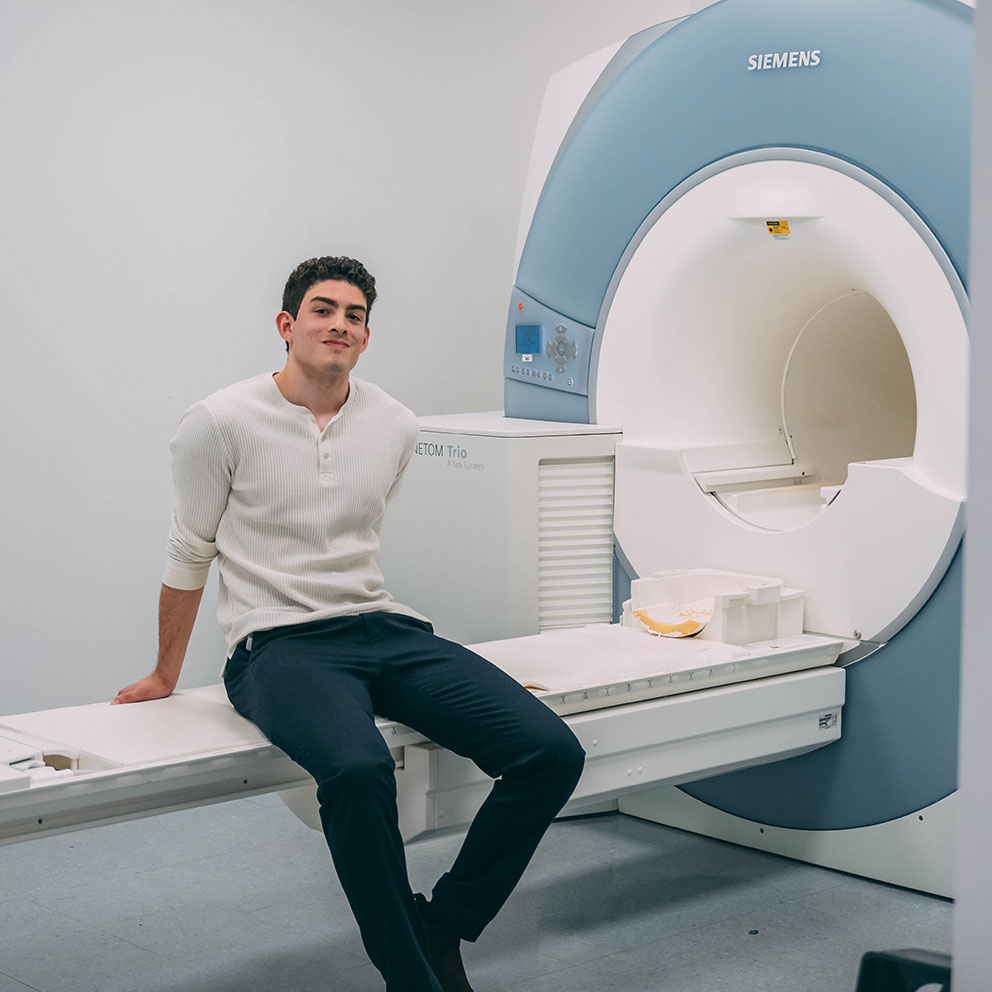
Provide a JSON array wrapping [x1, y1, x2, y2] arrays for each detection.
[[223, 612, 585, 992]]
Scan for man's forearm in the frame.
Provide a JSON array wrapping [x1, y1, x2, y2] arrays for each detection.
[[113, 583, 205, 704], [155, 583, 205, 690]]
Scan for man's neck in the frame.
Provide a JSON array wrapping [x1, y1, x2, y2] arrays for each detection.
[[273, 363, 352, 430]]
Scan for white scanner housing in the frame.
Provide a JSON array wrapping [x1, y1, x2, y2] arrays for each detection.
[[597, 158, 967, 645]]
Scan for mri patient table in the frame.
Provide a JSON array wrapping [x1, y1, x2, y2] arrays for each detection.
[[0, 625, 844, 847]]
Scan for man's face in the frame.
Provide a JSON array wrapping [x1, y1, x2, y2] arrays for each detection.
[[279, 279, 371, 378]]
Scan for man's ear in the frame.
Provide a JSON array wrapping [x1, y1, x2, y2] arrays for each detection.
[[276, 310, 294, 347], [360, 324, 371, 353]]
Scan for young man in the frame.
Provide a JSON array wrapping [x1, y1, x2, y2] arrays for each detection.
[[113, 256, 585, 992]]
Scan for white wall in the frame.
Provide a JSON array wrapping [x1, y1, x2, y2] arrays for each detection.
[[954, 0, 992, 984], [0, 0, 701, 713]]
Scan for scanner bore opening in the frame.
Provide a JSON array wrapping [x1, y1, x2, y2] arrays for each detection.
[[597, 157, 965, 643], [594, 158, 959, 540], [718, 289, 917, 531]]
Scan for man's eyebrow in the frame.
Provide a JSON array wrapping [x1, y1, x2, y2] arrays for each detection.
[[310, 296, 367, 313]]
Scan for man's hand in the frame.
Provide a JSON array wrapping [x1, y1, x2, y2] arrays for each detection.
[[112, 671, 176, 705], [112, 584, 206, 704]]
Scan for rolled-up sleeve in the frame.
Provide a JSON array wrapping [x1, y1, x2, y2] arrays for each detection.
[[163, 401, 234, 590]]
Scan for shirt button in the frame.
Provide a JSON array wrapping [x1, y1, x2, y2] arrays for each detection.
[[322, 453, 329, 459]]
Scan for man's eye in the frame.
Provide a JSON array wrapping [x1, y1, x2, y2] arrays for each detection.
[[348, 314, 362, 322]]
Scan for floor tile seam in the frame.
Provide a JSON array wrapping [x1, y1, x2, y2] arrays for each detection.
[[676, 928, 770, 963], [0, 969, 43, 992], [680, 912, 931, 950], [468, 937, 596, 975], [36, 890, 216, 931], [87, 908, 320, 953], [542, 933, 738, 975], [671, 914, 835, 948], [770, 874, 856, 902], [79, 922, 176, 960], [662, 879, 854, 936], [200, 958, 371, 987], [643, 841, 865, 893], [29, 850, 232, 889], [233, 900, 366, 937], [499, 977, 540, 991], [35, 858, 308, 919], [18, 864, 197, 905], [511, 948, 598, 978], [192, 952, 372, 990], [737, 878, 950, 923], [147, 846, 275, 874], [0, 895, 103, 932], [0, 868, 116, 899], [821, 876, 953, 907], [671, 903, 797, 938], [500, 964, 578, 992], [8, 875, 102, 904], [180, 839, 322, 868], [154, 926, 371, 971]]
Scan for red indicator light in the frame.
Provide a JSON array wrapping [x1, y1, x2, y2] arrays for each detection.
[[518, 302, 523, 310]]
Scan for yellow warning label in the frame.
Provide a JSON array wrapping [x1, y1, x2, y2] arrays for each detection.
[[766, 219, 791, 237]]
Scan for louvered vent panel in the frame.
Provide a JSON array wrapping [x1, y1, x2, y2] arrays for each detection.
[[538, 456, 615, 631]]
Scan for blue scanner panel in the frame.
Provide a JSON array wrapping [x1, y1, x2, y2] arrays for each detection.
[[515, 0, 971, 332]]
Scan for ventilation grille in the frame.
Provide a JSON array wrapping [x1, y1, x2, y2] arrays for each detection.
[[538, 456, 615, 631]]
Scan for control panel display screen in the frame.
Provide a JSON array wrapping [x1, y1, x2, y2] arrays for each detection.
[[515, 325, 541, 355]]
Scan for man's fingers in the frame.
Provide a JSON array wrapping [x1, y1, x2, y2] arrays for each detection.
[[110, 680, 160, 705]]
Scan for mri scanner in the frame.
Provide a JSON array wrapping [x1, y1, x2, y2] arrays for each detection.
[[0, 0, 971, 899]]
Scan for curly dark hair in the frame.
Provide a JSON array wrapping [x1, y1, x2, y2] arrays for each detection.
[[282, 256, 377, 320]]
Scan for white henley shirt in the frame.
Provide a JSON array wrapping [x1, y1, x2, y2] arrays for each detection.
[[163, 372, 426, 656]]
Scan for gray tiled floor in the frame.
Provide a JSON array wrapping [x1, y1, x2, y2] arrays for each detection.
[[0, 797, 952, 992]]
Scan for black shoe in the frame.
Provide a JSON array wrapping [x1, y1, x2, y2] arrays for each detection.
[[414, 893, 475, 992]]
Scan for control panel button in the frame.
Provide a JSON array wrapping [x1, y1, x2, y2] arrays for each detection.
[[507, 303, 591, 396], [549, 327, 576, 374]]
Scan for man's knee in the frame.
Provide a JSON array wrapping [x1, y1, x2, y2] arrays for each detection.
[[315, 750, 396, 803], [552, 725, 586, 789], [523, 720, 586, 794]]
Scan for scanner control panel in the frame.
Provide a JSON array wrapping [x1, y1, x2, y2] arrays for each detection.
[[504, 289, 594, 396]]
